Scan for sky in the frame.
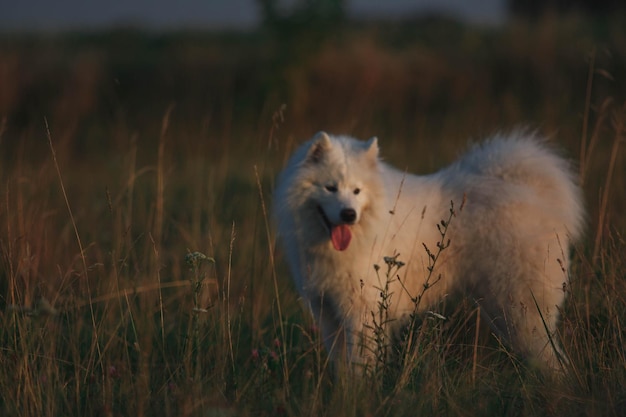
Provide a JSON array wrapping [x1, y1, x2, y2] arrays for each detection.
[[1, 0, 506, 32]]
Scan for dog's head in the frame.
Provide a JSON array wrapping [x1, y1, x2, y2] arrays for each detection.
[[299, 132, 381, 251]]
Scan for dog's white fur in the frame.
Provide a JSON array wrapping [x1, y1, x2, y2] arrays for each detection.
[[273, 131, 584, 372]]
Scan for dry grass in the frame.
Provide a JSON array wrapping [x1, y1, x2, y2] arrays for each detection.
[[0, 14, 625, 416]]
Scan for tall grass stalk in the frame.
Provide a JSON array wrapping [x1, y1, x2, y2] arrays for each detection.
[[593, 104, 624, 261], [254, 164, 290, 394], [370, 253, 404, 377], [393, 199, 460, 392], [45, 118, 105, 387]]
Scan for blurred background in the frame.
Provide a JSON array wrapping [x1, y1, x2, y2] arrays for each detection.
[[1, 0, 625, 311], [2, 0, 624, 30], [1, 2, 626, 415], [1, 0, 625, 158], [1, 0, 625, 295]]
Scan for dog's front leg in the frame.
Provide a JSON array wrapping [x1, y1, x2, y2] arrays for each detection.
[[310, 295, 377, 376]]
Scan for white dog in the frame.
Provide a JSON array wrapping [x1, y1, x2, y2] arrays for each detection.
[[273, 131, 584, 373]]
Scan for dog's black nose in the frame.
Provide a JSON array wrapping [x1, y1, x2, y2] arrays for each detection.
[[340, 208, 357, 223]]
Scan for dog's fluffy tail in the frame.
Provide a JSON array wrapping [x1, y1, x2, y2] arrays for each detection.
[[449, 131, 585, 241]]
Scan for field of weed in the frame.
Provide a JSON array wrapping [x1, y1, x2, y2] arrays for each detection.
[[1, 14, 625, 416]]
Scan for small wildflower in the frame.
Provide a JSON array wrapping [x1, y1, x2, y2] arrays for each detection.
[[426, 311, 447, 321], [251, 348, 260, 360], [184, 251, 215, 267], [107, 365, 121, 379]]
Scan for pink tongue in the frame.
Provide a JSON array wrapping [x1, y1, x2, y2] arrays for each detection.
[[331, 224, 352, 251]]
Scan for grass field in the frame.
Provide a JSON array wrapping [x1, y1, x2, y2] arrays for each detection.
[[1, 13, 626, 416]]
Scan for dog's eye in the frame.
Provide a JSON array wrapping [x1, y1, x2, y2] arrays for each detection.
[[353, 188, 361, 195], [325, 185, 338, 192]]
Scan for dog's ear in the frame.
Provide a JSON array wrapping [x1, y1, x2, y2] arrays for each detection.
[[365, 136, 379, 161], [307, 131, 332, 163]]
